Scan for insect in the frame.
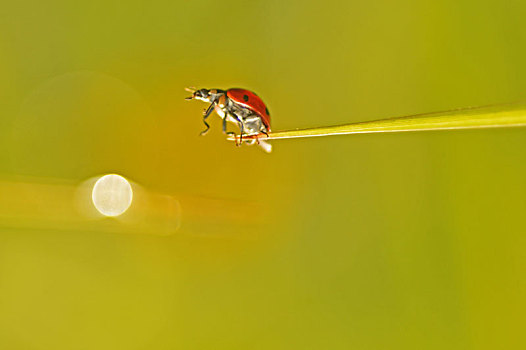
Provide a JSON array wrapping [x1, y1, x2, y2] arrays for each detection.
[[185, 87, 272, 153]]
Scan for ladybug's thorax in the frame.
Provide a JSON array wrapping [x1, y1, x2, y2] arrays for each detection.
[[217, 94, 227, 108], [208, 89, 226, 103]]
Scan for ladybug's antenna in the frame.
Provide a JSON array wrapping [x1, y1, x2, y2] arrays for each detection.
[[184, 87, 197, 100]]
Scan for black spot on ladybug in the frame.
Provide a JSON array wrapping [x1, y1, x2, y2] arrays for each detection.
[[265, 107, 270, 115], [243, 94, 249, 102]]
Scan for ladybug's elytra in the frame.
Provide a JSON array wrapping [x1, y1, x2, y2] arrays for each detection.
[[185, 87, 272, 152]]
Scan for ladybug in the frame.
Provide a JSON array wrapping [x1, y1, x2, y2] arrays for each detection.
[[185, 87, 272, 152]]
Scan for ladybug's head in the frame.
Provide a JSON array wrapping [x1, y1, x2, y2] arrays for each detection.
[[185, 88, 225, 103], [185, 88, 211, 102]]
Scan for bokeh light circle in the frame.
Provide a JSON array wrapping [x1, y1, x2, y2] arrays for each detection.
[[91, 174, 133, 217]]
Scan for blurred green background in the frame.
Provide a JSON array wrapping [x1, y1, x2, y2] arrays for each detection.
[[1, 1, 526, 349]]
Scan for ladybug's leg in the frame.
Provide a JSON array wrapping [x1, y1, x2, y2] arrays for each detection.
[[229, 120, 243, 146], [226, 130, 239, 146], [222, 112, 239, 145], [222, 116, 229, 135], [200, 103, 215, 136], [227, 111, 244, 146], [237, 121, 244, 145]]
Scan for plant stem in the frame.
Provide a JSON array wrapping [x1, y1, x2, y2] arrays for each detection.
[[227, 102, 526, 141]]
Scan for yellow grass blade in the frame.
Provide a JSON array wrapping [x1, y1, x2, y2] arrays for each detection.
[[227, 102, 526, 142]]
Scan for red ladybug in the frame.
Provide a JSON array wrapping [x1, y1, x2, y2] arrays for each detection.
[[185, 87, 272, 152]]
